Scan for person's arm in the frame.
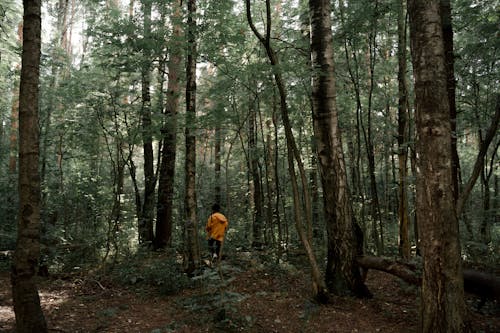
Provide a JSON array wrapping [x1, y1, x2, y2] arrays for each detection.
[[206, 215, 212, 232]]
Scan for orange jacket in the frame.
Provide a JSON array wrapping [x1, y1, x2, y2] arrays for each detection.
[[206, 212, 228, 241]]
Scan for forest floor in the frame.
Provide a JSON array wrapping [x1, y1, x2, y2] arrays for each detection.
[[0, 251, 499, 333]]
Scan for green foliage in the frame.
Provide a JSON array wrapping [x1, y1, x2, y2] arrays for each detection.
[[111, 250, 192, 295], [2, 0, 496, 280]]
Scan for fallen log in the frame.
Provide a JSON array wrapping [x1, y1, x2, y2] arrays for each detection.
[[356, 255, 421, 285], [463, 269, 500, 308], [356, 255, 499, 306]]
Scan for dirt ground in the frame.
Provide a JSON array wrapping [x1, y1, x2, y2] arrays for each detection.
[[1, 253, 498, 333]]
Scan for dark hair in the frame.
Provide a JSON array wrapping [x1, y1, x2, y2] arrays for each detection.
[[211, 203, 221, 212]]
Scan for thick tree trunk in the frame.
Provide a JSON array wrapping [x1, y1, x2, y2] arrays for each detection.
[[309, 0, 371, 298], [184, 0, 201, 274], [155, 0, 182, 249], [11, 0, 48, 331], [407, 1, 468, 331]]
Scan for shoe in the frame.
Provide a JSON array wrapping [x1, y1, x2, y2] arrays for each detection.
[[212, 253, 218, 260]]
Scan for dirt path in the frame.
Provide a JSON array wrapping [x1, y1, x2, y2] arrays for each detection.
[[1, 255, 498, 332]]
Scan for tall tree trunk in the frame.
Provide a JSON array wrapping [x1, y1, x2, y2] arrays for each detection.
[[155, 0, 182, 249], [338, 0, 367, 247], [309, 0, 371, 298], [184, 0, 200, 274], [407, 1, 467, 331], [270, 98, 284, 250], [139, 0, 155, 245], [440, 0, 460, 203], [11, 1, 48, 331], [249, 95, 264, 248], [246, 0, 328, 302], [397, 0, 411, 259], [363, 0, 383, 255]]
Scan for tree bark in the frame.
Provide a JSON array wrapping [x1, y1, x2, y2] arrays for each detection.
[[407, 1, 468, 331], [184, 0, 201, 274], [309, 0, 371, 298], [155, 0, 182, 249], [11, 0, 48, 331]]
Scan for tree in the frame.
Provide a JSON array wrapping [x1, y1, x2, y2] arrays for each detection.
[[396, 0, 411, 259], [246, 0, 328, 302], [248, 92, 264, 248], [10, 0, 48, 331], [155, 0, 183, 249], [407, 0, 467, 331], [440, 0, 460, 204], [184, 0, 201, 274], [138, 0, 155, 245], [309, 0, 371, 298]]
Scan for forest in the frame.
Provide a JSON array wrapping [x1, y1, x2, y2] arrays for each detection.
[[0, 0, 498, 332]]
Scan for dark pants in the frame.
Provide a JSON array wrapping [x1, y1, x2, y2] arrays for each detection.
[[208, 238, 222, 257]]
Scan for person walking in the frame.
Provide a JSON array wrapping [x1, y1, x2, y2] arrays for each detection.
[[206, 203, 228, 261]]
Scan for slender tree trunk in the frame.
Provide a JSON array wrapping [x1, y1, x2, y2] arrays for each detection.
[[407, 1, 468, 331], [309, 0, 371, 298], [184, 0, 200, 274], [363, 0, 384, 255], [155, 0, 182, 249], [440, 0, 461, 203], [139, 0, 155, 245], [249, 95, 264, 248], [397, 0, 411, 259], [271, 98, 283, 250], [246, 0, 328, 302], [456, 95, 500, 217], [338, 0, 366, 246], [11, 1, 48, 331], [103, 139, 125, 263]]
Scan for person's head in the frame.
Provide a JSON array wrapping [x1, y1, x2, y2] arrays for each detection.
[[211, 203, 221, 213]]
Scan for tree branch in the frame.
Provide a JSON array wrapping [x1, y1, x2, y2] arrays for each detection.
[[456, 94, 500, 216]]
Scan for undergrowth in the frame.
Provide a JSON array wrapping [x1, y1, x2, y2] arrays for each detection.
[[111, 249, 192, 295]]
